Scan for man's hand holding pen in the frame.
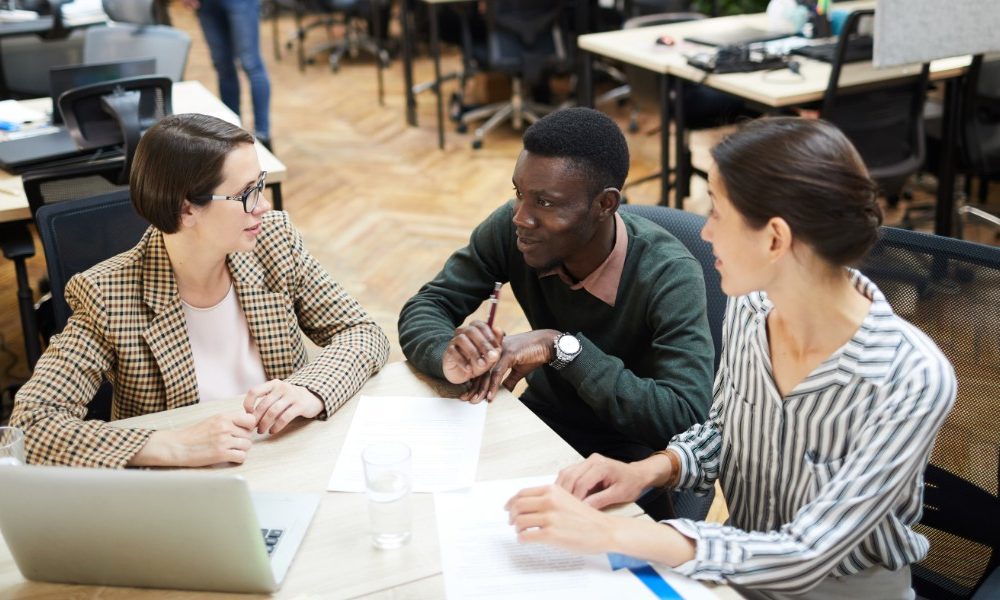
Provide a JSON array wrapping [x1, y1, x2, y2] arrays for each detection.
[[442, 320, 505, 389], [460, 329, 561, 403]]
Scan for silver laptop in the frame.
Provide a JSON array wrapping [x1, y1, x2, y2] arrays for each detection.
[[0, 466, 321, 593]]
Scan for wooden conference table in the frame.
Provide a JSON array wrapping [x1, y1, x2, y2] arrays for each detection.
[[0, 361, 739, 599], [0, 80, 288, 224], [577, 0, 970, 235]]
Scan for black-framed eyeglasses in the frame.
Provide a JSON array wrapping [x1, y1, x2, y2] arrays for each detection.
[[193, 171, 267, 213]]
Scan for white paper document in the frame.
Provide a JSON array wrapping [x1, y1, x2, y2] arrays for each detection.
[[327, 395, 487, 493], [0, 100, 45, 125], [435, 477, 720, 600]]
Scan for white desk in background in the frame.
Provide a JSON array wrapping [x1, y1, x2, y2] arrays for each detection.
[[577, 1, 970, 235], [0, 80, 288, 224]]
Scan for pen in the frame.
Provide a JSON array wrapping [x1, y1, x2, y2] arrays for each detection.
[[486, 282, 502, 329]]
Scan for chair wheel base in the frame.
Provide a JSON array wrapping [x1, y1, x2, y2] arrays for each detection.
[[456, 123, 468, 134], [471, 139, 483, 150]]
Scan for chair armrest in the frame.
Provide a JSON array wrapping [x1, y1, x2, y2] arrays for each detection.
[[0, 222, 35, 261]]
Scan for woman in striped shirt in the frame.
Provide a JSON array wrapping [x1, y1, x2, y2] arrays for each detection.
[[505, 117, 956, 599]]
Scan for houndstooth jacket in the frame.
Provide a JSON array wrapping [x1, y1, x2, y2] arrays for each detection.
[[11, 210, 390, 468]]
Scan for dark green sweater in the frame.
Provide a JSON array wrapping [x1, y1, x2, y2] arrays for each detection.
[[398, 202, 713, 449]]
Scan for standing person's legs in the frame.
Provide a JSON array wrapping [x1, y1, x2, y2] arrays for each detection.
[[222, 0, 271, 140], [196, 0, 242, 119]]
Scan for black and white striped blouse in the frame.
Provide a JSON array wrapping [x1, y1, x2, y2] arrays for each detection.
[[666, 270, 956, 594]]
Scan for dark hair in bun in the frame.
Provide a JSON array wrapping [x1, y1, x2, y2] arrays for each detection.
[[711, 117, 882, 266]]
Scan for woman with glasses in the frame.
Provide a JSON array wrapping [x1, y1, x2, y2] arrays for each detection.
[[504, 118, 956, 599], [12, 113, 390, 468]]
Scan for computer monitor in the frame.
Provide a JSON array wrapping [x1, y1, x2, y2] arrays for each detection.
[[48, 58, 156, 124]]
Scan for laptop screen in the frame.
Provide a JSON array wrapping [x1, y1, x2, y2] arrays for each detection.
[[49, 59, 157, 124]]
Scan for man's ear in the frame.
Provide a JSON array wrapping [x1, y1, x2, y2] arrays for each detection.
[[595, 187, 621, 218]]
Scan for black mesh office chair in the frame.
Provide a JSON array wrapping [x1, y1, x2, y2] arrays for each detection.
[[35, 190, 150, 420], [620, 205, 721, 520], [0, 223, 40, 373], [915, 54, 1000, 235], [960, 55, 1000, 209], [456, 0, 571, 149], [291, 0, 390, 72], [620, 205, 722, 370], [23, 74, 170, 208], [7, 75, 168, 376], [820, 9, 930, 204], [857, 227, 1000, 600]]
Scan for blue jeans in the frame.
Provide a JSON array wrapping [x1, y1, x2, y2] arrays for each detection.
[[196, 0, 271, 138]]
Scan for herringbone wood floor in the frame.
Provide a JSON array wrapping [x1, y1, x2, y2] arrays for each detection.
[[0, 6, 695, 387]]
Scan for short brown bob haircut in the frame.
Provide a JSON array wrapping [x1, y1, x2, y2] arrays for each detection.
[[130, 113, 255, 233], [711, 117, 883, 267]]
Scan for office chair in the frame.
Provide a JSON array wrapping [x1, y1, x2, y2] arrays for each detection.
[[456, 0, 571, 150], [0, 222, 40, 370], [591, 2, 704, 117], [955, 54, 1000, 236], [857, 227, 1000, 600], [8, 75, 169, 374], [82, 24, 192, 82], [59, 74, 172, 181], [820, 9, 930, 205], [290, 0, 389, 72], [35, 190, 150, 420], [101, 0, 158, 25], [620, 204, 722, 521], [911, 55, 1000, 236], [618, 10, 754, 200], [0, 30, 85, 98]]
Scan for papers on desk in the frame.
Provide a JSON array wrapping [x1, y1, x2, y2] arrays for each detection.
[[435, 476, 616, 600], [0, 9, 38, 22], [327, 395, 487, 493], [0, 100, 45, 126], [60, 0, 105, 22], [435, 477, 720, 600]]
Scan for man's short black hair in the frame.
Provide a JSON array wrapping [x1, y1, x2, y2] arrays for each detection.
[[522, 107, 629, 199]]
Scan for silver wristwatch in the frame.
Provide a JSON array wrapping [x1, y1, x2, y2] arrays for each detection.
[[550, 333, 582, 370]]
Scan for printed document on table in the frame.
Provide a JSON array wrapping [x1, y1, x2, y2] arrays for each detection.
[[327, 395, 487, 493], [435, 476, 720, 600], [434, 476, 622, 600]]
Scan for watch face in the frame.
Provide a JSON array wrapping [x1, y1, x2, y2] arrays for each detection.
[[558, 335, 581, 354]]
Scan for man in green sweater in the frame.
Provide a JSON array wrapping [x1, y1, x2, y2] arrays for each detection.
[[398, 108, 713, 516]]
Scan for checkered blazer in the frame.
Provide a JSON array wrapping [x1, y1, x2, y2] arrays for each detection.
[[11, 210, 390, 467]]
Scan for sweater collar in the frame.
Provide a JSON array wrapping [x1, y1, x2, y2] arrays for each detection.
[[538, 212, 628, 307]]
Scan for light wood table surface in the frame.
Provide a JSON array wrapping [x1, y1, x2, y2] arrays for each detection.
[[0, 80, 287, 224], [0, 361, 739, 599]]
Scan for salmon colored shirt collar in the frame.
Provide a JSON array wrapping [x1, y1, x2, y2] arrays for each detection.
[[538, 212, 627, 307]]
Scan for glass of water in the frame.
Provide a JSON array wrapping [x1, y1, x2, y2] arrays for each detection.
[[362, 442, 412, 550], [0, 426, 25, 466]]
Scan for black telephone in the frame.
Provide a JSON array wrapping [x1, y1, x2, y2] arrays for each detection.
[[687, 43, 787, 74]]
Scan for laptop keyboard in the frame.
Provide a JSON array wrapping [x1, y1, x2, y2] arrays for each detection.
[[792, 36, 874, 64], [260, 528, 284, 556]]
